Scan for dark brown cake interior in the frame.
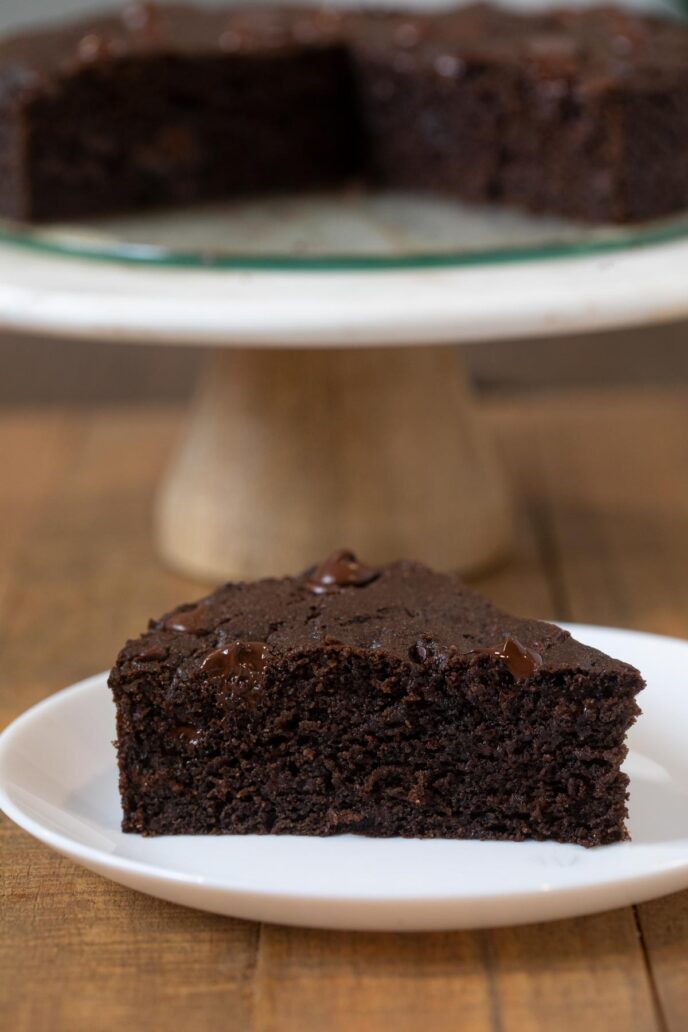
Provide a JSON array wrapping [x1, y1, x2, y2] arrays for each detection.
[[110, 555, 643, 846], [0, 6, 361, 220]]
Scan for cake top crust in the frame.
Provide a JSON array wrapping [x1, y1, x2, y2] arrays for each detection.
[[0, 4, 345, 100], [1, 2, 687, 103], [114, 551, 637, 685], [353, 4, 688, 80]]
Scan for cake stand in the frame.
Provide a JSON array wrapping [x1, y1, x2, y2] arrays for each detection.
[[1, 202, 687, 582]]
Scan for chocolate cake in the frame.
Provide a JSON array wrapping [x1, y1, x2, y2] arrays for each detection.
[[110, 551, 644, 846], [352, 5, 688, 223], [0, 3, 687, 223]]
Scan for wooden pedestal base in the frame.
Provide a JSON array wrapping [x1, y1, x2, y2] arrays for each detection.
[[155, 346, 512, 582]]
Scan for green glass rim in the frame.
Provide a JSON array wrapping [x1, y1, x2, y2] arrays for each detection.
[[0, 211, 687, 272]]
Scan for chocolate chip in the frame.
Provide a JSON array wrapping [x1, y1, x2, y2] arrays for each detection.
[[306, 550, 380, 595], [134, 641, 168, 662], [201, 642, 270, 686], [171, 725, 201, 745], [467, 636, 543, 681], [163, 603, 213, 634]]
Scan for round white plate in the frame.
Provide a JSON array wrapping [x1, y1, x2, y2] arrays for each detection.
[[1, 623, 687, 931]]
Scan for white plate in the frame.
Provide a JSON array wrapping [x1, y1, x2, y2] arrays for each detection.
[[2, 623, 688, 931]]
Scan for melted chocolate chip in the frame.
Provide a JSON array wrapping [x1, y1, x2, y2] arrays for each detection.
[[201, 642, 269, 686], [468, 636, 543, 681], [163, 603, 213, 634], [307, 549, 380, 595]]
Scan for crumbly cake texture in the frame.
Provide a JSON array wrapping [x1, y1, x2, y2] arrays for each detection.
[[0, 3, 687, 222], [110, 551, 644, 846], [353, 5, 688, 223], [0, 5, 362, 220]]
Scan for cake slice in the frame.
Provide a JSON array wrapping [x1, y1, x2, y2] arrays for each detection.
[[110, 552, 643, 846]]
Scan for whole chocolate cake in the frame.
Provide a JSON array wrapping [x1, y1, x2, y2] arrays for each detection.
[[110, 551, 644, 846], [0, 2, 687, 223]]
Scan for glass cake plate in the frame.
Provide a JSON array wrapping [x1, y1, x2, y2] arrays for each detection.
[[2, 190, 688, 270], [1, 624, 688, 932]]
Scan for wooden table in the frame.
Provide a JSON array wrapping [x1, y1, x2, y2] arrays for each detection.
[[2, 387, 687, 1031]]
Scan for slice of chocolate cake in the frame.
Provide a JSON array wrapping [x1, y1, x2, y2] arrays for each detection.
[[110, 551, 644, 846]]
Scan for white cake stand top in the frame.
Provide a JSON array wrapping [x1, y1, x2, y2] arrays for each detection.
[[0, 220, 686, 347]]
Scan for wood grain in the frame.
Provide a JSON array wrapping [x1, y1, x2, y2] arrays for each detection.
[[493, 387, 688, 1032], [1, 823, 258, 1032], [2, 391, 687, 1031], [482, 913, 658, 1032], [253, 929, 496, 1032], [155, 347, 512, 582], [0, 407, 258, 1032]]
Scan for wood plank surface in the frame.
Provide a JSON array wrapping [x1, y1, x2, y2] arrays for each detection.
[[0, 408, 259, 1032], [1, 390, 686, 1031], [492, 388, 688, 1032]]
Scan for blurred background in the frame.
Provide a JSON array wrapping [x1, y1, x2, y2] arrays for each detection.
[[1, 0, 679, 26], [4, 319, 688, 406], [1, 0, 687, 406]]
